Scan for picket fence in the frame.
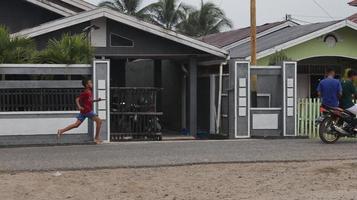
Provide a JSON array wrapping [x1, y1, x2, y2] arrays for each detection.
[[298, 98, 357, 138], [297, 98, 321, 138]]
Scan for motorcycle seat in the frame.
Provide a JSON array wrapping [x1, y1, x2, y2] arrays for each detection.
[[344, 109, 356, 116]]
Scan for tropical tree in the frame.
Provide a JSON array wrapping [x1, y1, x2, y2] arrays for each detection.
[[99, 0, 150, 19], [176, 1, 232, 37], [0, 26, 36, 63], [34, 33, 93, 64], [268, 51, 291, 65], [145, 0, 187, 30]]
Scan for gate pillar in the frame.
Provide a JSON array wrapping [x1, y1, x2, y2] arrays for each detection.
[[229, 60, 250, 139], [93, 60, 111, 142], [283, 62, 297, 136]]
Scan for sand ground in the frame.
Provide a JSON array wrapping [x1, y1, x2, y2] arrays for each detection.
[[1, 160, 357, 200]]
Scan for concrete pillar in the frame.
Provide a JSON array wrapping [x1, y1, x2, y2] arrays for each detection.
[[189, 58, 197, 137], [209, 75, 216, 134], [93, 60, 110, 142], [228, 60, 250, 139], [181, 67, 187, 130], [283, 62, 297, 136], [154, 60, 162, 111]]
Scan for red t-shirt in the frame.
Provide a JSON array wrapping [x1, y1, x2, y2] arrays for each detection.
[[79, 89, 93, 114]]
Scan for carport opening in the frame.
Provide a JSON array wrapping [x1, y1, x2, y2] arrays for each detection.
[[297, 56, 357, 98], [108, 57, 190, 141]]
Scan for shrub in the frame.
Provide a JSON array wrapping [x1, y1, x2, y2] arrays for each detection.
[[268, 51, 291, 65], [34, 33, 93, 64], [0, 26, 36, 63]]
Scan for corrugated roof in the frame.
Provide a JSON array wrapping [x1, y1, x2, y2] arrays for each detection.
[[200, 21, 287, 48], [349, 0, 357, 6], [229, 21, 340, 58]]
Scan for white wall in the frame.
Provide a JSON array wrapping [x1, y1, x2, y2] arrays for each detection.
[[0, 112, 88, 136]]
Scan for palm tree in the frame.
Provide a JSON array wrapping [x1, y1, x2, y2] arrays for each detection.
[[34, 33, 93, 64], [0, 26, 36, 63], [145, 0, 187, 30], [177, 1, 232, 37], [99, 0, 150, 19]]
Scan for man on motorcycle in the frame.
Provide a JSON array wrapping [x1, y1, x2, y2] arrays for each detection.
[[340, 69, 357, 115], [317, 68, 342, 108]]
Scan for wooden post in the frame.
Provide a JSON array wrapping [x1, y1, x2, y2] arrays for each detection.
[[250, 0, 257, 65], [250, 0, 258, 107]]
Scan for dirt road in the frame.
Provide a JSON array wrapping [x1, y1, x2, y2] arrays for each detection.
[[1, 160, 357, 200]]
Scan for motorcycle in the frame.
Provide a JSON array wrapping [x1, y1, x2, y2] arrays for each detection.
[[316, 104, 357, 144]]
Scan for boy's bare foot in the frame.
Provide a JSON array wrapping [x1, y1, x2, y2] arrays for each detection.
[[94, 139, 102, 144], [57, 130, 61, 142]]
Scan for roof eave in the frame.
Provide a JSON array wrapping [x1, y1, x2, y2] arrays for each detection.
[[12, 7, 228, 58], [245, 20, 357, 60]]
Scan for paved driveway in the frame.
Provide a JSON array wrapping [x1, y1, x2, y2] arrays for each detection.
[[0, 139, 356, 171]]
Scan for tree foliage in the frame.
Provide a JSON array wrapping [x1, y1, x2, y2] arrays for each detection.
[[99, 0, 232, 37], [268, 51, 292, 65], [99, 0, 151, 20], [177, 1, 232, 37], [34, 33, 93, 64], [144, 0, 186, 30], [0, 26, 36, 63]]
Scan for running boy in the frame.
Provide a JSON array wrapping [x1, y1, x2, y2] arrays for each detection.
[[58, 78, 103, 144]]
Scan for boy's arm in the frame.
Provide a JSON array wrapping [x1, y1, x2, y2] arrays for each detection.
[[317, 82, 321, 97], [76, 97, 84, 110], [92, 98, 104, 102], [338, 82, 342, 98]]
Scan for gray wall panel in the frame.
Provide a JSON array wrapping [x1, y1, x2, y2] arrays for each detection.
[[94, 19, 209, 57]]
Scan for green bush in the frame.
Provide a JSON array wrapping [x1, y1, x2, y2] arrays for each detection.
[[268, 51, 291, 66], [34, 33, 93, 64], [0, 25, 93, 64], [0, 26, 36, 63]]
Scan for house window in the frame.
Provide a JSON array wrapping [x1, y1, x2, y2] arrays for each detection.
[[110, 33, 134, 47], [323, 34, 338, 48]]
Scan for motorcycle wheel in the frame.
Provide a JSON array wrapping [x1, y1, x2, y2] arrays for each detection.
[[319, 118, 340, 144]]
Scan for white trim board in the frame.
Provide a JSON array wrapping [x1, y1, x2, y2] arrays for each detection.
[[246, 20, 357, 60], [12, 7, 228, 58]]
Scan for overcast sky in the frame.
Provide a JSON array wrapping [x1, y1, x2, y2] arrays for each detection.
[[86, 0, 356, 28]]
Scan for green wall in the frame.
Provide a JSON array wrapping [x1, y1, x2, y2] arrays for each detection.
[[258, 27, 357, 65]]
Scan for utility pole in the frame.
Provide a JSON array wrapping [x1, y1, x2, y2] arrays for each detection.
[[250, 0, 258, 107], [250, 0, 257, 65]]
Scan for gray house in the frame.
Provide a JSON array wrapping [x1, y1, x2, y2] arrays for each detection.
[[0, 0, 300, 145], [0, 0, 228, 144]]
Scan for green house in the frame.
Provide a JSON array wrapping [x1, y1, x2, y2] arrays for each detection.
[[202, 19, 357, 99]]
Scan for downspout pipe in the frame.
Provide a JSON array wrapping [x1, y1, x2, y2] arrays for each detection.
[[216, 56, 230, 134]]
